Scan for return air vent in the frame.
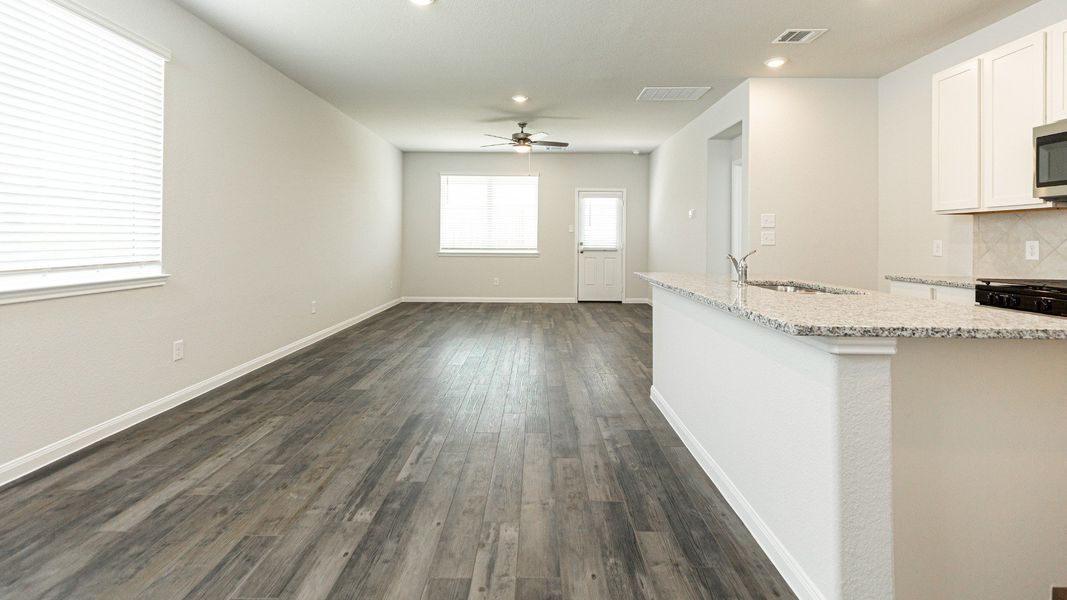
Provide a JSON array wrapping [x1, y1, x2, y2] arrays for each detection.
[[772, 28, 828, 44], [636, 86, 712, 102]]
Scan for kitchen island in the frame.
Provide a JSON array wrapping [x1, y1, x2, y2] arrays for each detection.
[[637, 272, 1067, 600]]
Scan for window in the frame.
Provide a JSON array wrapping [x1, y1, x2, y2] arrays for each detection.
[[439, 175, 538, 254], [579, 192, 622, 251], [0, 0, 168, 303]]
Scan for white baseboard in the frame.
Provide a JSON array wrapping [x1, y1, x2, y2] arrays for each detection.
[[649, 385, 824, 600], [402, 296, 575, 303], [0, 297, 403, 489], [623, 297, 651, 305]]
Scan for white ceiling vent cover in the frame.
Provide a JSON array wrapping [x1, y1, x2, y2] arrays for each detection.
[[772, 28, 828, 44], [636, 86, 712, 102]]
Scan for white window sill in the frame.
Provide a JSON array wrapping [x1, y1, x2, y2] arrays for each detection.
[[0, 274, 170, 306], [438, 251, 540, 257]]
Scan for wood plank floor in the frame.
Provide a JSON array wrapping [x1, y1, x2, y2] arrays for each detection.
[[0, 302, 795, 599]]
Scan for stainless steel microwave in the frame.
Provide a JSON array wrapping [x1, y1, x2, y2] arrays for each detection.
[[1034, 121, 1067, 199]]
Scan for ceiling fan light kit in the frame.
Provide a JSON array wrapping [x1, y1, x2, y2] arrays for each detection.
[[481, 122, 570, 152]]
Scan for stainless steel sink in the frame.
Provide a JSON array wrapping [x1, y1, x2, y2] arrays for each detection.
[[753, 283, 825, 294], [748, 281, 861, 295]]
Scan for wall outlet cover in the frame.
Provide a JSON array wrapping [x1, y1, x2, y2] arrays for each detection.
[[760, 213, 776, 228], [760, 231, 776, 246], [172, 340, 184, 362], [687, 209, 695, 220], [1026, 240, 1040, 261], [932, 239, 943, 257]]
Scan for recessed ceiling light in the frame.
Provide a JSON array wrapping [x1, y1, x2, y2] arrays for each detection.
[[632, 150, 640, 155], [511, 95, 529, 103], [764, 57, 787, 69], [409, 0, 435, 6]]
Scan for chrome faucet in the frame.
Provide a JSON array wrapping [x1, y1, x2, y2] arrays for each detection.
[[727, 250, 757, 285]]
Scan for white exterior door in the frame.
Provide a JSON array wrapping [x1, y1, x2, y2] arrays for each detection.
[[577, 191, 624, 302]]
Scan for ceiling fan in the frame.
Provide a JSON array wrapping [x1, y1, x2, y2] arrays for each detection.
[[482, 122, 570, 153]]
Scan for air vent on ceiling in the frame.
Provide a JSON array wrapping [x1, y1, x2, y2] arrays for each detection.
[[636, 86, 712, 102], [772, 28, 828, 44]]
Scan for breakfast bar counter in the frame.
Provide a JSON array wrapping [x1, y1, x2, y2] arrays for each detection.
[[637, 272, 1067, 600]]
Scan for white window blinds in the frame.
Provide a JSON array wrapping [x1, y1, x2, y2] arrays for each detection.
[[440, 175, 538, 253], [579, 193, 621, 250], [0, 0, 166, 292]]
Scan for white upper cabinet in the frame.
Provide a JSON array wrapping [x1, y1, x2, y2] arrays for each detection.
[[932, 60, 981, 212], [981, 32, 1047, 209], [1049, 19, 1067, 123]]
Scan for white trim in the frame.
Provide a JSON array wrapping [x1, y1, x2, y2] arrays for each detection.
[[0, 297, 402, 488], [47, 0, 172, 61], [0, 274, 170, 306], [623, 297, 652, 305], [649, 385, 825, 600], [436, 251, 540, 258], [403, 296, 574, 304], [574, 188, 627, 302], [793, 336, 898, 356]]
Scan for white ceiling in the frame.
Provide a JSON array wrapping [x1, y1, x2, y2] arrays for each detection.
[[172, 0, 1037, 152]]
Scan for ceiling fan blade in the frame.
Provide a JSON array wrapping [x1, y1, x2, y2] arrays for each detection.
[[484, 134, 514, 141], [531, 140, 569, 147], [480, 142, 514, 148], [529, 132, 549, 141]]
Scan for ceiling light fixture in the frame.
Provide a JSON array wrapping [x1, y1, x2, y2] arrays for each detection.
[[409, 0, 435, 6], [514, 143, 532, 154], [511, 95, 529, 103], [764, 57, 788, 69]]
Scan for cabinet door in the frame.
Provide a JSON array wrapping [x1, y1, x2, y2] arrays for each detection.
[[932, 60, 981, 212], [1049, 19, 1067, 123], [981, 32, 1046, 208]]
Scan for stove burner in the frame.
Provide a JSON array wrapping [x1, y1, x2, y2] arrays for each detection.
[[975, 279, 1067, 316]]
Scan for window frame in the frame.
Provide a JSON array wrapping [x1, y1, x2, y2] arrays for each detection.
[[437, 172, 541, 258], [0, 0, 171, 305]]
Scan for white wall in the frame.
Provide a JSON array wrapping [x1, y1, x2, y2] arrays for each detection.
[[650, 79, 880, 289], [748, 79, 880, 289], [402, 152, 650, 301], [0, 0, 402, 475], [649, 82, 749, 275], [878, 0, 1067, 288]]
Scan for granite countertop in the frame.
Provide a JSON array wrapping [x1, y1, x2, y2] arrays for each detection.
[[637, 272, 1067, 339], [884, 274, 976, 289]]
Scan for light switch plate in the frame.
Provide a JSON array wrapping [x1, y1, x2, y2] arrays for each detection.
[[760, 231, 776, 246], [932, 240, 943, 257], [760, 213, 776, 228], [1026, 240, 1040, 261], [687, 209, 695, 220]]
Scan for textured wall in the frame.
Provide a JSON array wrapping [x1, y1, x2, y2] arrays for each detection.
[[973, 210, 1067, 277]]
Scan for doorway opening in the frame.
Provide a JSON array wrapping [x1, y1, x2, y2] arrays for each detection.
[[575, 189, 625, 302], [706, 123, 745, 275]]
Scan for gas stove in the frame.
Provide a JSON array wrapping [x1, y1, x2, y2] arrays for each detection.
[[975, 279, 1067, 316]]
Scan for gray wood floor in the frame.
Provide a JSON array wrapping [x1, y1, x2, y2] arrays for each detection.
[[0, 302, 794, 599]]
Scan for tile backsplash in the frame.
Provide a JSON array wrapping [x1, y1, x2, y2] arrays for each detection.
[[974, 210, 1067, 278]]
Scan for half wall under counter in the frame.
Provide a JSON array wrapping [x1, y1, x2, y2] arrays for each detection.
[[637, 272, 1067, 600]]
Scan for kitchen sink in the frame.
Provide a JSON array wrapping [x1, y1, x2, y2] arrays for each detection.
[[748, 281, 861, 295]]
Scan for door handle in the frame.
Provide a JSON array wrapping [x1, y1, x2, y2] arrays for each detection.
[[578, 242, 584, 254]]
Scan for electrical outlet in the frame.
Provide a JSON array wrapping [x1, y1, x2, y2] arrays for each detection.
[[932, 239, 943, 257], [760, 231, 776, 246], [1026, 240, 1040, 261], [311, 300, 317, 314], [760, 213, 776, 228], [687, 209, 695, 220], [172, 340, 184, 362], [492, 277, 501, 286], [389, 279, 394, 290]]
